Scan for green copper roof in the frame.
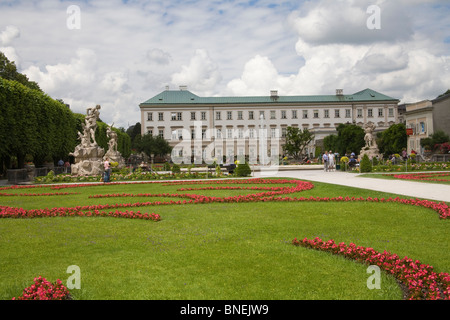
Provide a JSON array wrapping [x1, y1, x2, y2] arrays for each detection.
[[140, 88, 399, 106]]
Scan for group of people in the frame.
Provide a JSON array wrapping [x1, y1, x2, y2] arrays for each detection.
[[321, 151, 358, 172], [322, 151, 336, 172]]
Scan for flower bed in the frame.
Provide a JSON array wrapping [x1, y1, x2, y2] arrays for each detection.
[[384, 172, 450, 183], [1, 178, 449, 219], [292, 237, 450, 300], [12, 276, 71, 300]]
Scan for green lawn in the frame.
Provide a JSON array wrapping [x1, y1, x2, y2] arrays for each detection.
[[1, 178, 448, 300]]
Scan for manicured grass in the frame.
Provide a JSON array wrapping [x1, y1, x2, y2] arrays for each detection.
[[1, 178, 448, 300]]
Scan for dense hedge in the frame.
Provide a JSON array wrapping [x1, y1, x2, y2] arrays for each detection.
[[0, 77, 131, 174], [0, 77, 77, 171]]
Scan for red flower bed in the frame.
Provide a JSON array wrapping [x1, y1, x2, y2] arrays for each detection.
[[385, 172, 450, 182], [292, 237, 450, 300], [12, 276, 71, 300]]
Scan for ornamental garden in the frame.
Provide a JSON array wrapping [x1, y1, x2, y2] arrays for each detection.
[[1, 176, 449, 300]]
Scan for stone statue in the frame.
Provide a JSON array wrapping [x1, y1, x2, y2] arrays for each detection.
[[70, 105, 105, 176], [360, 122, 381, 160], [364, 122, 377, 149], [104, 124, 125, 169], [84, 105, 101, 146], [107, 125, 118, 152]]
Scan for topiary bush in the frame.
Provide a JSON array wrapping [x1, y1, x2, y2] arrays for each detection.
[[235, 162, 251, 177], [359, 154, 372, 173]]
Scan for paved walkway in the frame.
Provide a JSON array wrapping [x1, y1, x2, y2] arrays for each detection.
[[261, 169, 450, 203]]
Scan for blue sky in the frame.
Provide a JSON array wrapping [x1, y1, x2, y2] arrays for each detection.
[[0, 0, 449, 128]]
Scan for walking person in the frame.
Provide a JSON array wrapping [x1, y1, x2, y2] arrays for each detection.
[[322, 151, 329, 172]]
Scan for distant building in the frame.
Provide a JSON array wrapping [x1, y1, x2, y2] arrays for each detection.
[[140, 87, 399, 164], [404, 91, 450, 155], [404, 100, 434, 154]]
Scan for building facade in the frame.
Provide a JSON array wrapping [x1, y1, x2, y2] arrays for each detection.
[[140, 87, 399, 164], [403, 91, 450, 156]]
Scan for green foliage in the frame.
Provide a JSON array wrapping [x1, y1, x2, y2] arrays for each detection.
[[377, 123, 407, 157], [235, 162, 251, 177], [135, 133, 172, 160], [336, 124, 365, 156], [283, 127, 314, 159], [359, 154, 372, 173], [0, 51, 41, 91], [0, 77, 77, 170], [163, 162, 171, 171], [420, 130, 450, 152], [171, 163, 181, 173]]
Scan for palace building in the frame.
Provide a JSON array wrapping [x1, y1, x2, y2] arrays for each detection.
[[139, 87, 400, 164]]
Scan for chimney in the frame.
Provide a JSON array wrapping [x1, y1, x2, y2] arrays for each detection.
[[336, 89, 343, 96], [179, 85, 188, 91], [270, 90, 279, 101]]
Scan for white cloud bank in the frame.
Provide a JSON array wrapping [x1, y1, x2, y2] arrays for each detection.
[[0, 0, 449, 128]]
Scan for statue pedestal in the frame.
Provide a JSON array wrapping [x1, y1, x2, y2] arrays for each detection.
[[70, 145, 105, 176], [359, 146, 381, 160], [104, 149, 125, 169]]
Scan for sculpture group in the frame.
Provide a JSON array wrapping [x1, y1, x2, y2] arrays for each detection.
[[70, 105, 124, 176]]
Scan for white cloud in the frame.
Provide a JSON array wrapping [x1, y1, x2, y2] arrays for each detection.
[[0, 25, 20, 46], [171, 49, 222, 95], [0, 0, 449, 128]]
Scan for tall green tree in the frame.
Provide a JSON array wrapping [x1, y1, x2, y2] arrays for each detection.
[[377, 123, 407, 157], [334, 124, 365, 156], [0, 77, 78, 171], [283, 127, 314, 160], [0, 51, 41, 91], [135, 133, 172, 161]]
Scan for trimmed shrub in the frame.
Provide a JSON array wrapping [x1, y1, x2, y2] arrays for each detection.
[[235, 162, 251, 177], [360, 154, 372, 173]]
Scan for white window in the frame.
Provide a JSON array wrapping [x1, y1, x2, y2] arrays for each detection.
[[271, 128, 278, 138], [191, 112, 196, 120], [249, 111, 254, 120], [345, 109, 351, 118], [378, 108, 384, 117], [292, 110, 297, 119], [237, 111, 243, 120], [303, 110, 308, 119], [335, 109, 340, 118], [271, 110, 276, 119], [227, 111, 232, 120], [313, 110, 319, 118], [216, 111, 221, 120], [201, 112, 207, 120], [147, 112, 153, 121], [249, 128, 255, 138], [324, 110, 329, 118], [158, 112, 164, 121]]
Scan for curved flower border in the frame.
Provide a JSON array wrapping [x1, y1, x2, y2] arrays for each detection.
[[292, 237, 450, 300]]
